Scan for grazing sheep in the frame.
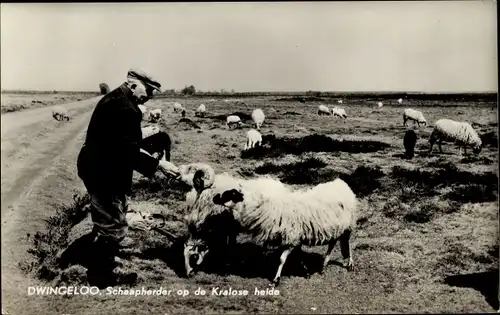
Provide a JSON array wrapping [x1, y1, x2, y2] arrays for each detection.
[[251, 108, 265, 130], [377, 102, 384, 108], [182, 165, 358, 286], [338, 99, 343, 104], [398, 98, 403, 105], [195, 104, 206, 117], [141, 125, 160, 139], [174, 102, 184, 113], [180, 165, 291, 277], [140, 131, 171, 161], [226, 115, 243, 130], [403, 108, 427, 127], [404, 130, 417, 159], [318, 105, 331, 116], [149, 109, 162, 123], [244, 129, 262, 150], [429, 119, 482, 155], [52, 106, 70, 121], [331, 107, 347, 120]]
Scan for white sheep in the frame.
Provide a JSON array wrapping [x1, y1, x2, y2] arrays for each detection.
[[138, 105, 148, 120], [330, 107, 347, 120], [52, 106, 70, 121], [429, 118, 482, 155], [398, 98, 403, 105], [403, 108, 427, 127], [141, 125, 160, 139], [149, 109, 162, 123], [182, 164, 358, 286], [317, 105, 331, 116], [226, 115, 243, 130], [195, 104, 206, 117], [337, 99, 343, 104], [244, 129, 262, 150], [174, 102, 184, 113], [377, 102, 384, 108], [251, 108, 265, 130], [179, 165, 290, 277]]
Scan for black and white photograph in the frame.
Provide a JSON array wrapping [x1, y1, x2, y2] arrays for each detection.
[[1, 1, 498, 314]]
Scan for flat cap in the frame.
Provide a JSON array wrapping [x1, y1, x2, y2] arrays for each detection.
[[127, 68, 161, 92]]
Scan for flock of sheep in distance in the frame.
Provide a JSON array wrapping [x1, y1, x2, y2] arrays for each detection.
[[50, 96, 489, 287]]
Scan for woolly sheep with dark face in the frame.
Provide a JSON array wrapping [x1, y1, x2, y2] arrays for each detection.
[[148, 109, 162, 123], [181, 164, 359, 287], [52, 106, 70, 121], [195, 104, 206, 117]]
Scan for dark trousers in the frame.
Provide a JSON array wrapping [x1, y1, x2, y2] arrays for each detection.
[[85, 191, 129, 288]]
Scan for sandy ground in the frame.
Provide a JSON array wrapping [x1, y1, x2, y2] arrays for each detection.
[[1, 96, 102, 314]]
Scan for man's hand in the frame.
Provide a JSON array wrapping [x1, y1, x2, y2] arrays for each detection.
[[157, 160, 181, 179]]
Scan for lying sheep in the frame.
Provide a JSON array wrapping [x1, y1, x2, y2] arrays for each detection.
[[226, 115, 243, 130], [404, 130, 417, 159], [331, 107, 347, 120], [141, 125, 160, 139], [403, 108, 427, 127], [429, 118, 482, 155], [195, 104, 206, 117], [251, 108, 265, 130], [377, 102, 384, 108], [398, 98, 403, 105], [140, 131, 171, 161], [318, 105, 331, 116], [149, 109, 162, 123], [52, 106, 70, 121], [182, 164, 358, 286], [244, 129, 262, 150]]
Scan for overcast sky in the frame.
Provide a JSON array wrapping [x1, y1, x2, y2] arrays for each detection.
[[1, 1, 497, 92]]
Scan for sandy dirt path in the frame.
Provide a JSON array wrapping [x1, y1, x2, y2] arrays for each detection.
[[1, 96, 102, 314]]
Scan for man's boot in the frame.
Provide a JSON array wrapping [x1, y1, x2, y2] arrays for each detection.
[[87, 235, 138, 289]]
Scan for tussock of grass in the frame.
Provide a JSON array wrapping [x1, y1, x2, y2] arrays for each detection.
[[241, 134, 390, 159], [254, 157, 327, 175], [129, 176, 191, 204], [176, 118, 201, 129], [480, 131, 498, 148], [20, 193, 91, 280], [391, 163, 498, 190], [253, 157, 384, 196], [283, 111, 302, 116], [460, 156, 495, 165], [446, 184, 498, 203], [382, 198, 459, 223]]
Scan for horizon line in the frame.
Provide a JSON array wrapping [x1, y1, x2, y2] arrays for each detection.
[[1, 89, 498, 95]]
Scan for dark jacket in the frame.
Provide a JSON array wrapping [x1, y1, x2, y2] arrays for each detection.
[[77, 83, 159, 194]]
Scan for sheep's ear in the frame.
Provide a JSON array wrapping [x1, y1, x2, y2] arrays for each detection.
[[193, 170, 205, 192], [213, 193, 222, 205]]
